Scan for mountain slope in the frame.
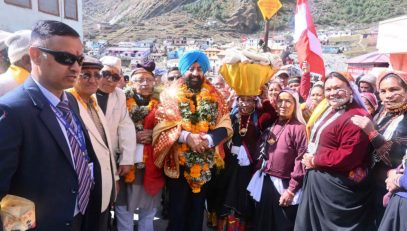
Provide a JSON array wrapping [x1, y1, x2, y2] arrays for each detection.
[[83, 0, 407, 41]]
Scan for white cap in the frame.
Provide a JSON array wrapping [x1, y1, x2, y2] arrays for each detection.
[[273, 69, 290, 78], [5, 30, 31, 64], [100, 56, 122, 73], [0, 30, 12, 50]]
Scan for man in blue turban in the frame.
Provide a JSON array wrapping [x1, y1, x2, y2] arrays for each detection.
[[178, 50, 211, 92], [152, 50, 233, 231]]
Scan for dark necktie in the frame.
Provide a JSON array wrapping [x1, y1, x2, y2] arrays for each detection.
[[57, 101, 92, 214]]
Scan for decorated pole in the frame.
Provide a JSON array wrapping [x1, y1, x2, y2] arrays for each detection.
[[257, 0, 282, 52], [264, 19, 270, 52]]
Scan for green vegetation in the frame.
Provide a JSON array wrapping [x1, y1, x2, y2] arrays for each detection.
[[313, 0, 407, 26], [182, 0, 407, 30], [182, 0, 231, 22]]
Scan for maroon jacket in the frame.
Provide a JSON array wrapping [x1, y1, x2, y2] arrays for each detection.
[[266, 118, 307, 193], [313, 103, 371, 174]]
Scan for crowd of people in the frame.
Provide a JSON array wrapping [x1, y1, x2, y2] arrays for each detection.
[[1, 20, 407, 231]]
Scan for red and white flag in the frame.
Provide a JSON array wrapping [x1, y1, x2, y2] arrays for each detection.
[[294, 0, 325, 78]]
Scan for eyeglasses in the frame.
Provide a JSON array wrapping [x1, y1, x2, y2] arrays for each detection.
[[80, 71, 102, 80], [133, 78, 155, 83], [36, 47, 84, 66], [101, 70, 121, 82]]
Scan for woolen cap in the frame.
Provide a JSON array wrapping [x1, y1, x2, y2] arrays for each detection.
[[5, 30, 31, 63], [82, 55, 103, 70]]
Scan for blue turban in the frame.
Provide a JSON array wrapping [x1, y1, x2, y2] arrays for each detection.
[[178, 50, 210, 75]]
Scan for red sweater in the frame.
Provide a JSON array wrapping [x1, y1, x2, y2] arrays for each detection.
[[299, 72, 311, 101], [313, 104, 371, 174]]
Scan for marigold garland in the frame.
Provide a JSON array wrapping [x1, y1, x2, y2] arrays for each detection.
[[123, 88, 159, 184], [67, 88, 98, 110], [125, 87, 159, 131], [175, 80, 221, 193]]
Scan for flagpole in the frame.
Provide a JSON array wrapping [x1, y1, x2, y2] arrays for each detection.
[[263, 19, 270, 52], [257, 0, 282, 53]]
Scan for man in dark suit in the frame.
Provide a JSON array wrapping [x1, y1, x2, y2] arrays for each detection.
[[0, 20, 102, 231]]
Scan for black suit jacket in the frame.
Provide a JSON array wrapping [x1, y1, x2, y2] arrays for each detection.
[[0, 77, 102, 231]]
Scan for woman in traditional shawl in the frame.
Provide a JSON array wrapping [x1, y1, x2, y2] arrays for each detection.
[[351, 71, 407, 228], [268, 80, 283, 109], [295, 72, 376, 231], [215, 96, 268, 230], [215, 58, 279, 230], [360, 92, 379, 116], [248, 89, 307, 231]]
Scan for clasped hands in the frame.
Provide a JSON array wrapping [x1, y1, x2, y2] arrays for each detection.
[[137, 129, 153, 144], [301, 153, 315, 169], [187, 133, 210, 154], [279, 190, 294, 207]]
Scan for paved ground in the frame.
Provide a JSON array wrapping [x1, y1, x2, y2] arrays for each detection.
[[112, 209, 213, 231]]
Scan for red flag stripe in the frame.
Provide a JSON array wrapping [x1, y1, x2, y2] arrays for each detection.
[[294, 0, 325, 78]]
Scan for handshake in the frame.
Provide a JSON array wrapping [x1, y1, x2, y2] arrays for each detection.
[[186, 133, 211, 154]]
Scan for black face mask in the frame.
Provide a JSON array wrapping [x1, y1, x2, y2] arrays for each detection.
[[185, 74, 204, 92]]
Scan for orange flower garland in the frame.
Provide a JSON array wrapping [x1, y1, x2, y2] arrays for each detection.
[[174, 80, 223, 193], [67, 88, 98, 110], [123, 88, 159, 184]]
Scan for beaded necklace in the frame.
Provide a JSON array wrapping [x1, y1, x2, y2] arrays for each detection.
[[267, 119, 290, 145], [239, 114, 251, 137], [377, 103, 407, 134]]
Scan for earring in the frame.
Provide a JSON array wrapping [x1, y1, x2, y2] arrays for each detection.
[[349, 95, 353, 103]]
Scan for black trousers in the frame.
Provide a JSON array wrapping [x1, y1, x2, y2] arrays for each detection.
[[167, 170, 207, 231], [71, 213, 83, 231]]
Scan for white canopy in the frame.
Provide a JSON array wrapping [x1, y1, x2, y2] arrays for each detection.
[[377, 15, 407, 72], [377, 15, 407, 54]]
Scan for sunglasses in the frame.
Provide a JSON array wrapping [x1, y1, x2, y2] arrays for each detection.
[[101, 70, 121, 82], [37, 47, 84, 66], [80, 71, 102, 80]]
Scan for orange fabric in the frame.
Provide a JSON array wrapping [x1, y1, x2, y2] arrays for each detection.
[[376, 69, 407, 89], [390, 53, 407, 72]]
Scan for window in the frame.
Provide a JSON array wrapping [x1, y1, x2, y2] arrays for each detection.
[[38, 0, 59, 16], [64, 0, 78, 21], [4, 0, 31, 8]]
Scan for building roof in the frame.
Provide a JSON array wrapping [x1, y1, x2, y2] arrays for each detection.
[[205, 48, 222, 52], [347, 51, 389, 64]]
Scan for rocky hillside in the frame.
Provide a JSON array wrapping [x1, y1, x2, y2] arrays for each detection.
[[83, 0, 407, 42]]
